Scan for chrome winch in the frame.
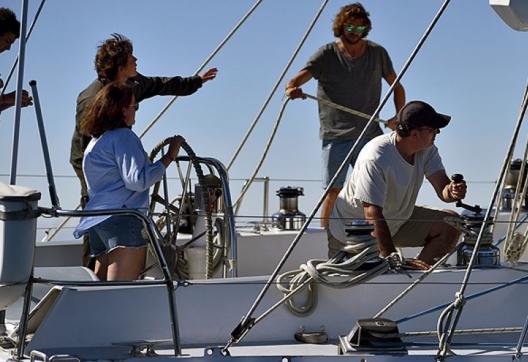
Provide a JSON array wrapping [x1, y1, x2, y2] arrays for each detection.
[[456, 209, 500, 267], [271, 186, 306, 230]]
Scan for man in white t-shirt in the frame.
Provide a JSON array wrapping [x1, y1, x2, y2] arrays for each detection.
[[328, 101, 466, 266]]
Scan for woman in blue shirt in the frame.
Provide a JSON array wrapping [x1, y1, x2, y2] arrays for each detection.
[[74, 82, 183, 281]]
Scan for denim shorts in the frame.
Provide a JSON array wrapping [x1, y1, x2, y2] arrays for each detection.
[[87, 215, 147, 257], [321, 137, 371, 188]]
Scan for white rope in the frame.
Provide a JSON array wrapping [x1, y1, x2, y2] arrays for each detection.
[[276, 236, 388, 316], [303, 93, 387, 125]]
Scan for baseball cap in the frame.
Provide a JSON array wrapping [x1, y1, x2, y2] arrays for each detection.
[[397, 101, 451, 130]]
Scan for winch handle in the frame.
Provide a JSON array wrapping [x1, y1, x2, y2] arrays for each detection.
[[450, 174, 482, 214]]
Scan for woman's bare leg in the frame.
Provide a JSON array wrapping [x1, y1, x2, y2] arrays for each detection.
[[106, 247, 147, 281], [94, 254, 108, 281]]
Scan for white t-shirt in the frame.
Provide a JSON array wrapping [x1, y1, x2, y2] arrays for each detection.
[[329, 132, 444, 242]]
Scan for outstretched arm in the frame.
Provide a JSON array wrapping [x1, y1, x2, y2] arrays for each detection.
[[285, 69, 313, 99], [0, 90, 33, 112], [363, 202, 396, 257]]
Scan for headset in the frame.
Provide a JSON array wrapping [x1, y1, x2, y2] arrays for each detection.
[[396, 122, 411, 137]]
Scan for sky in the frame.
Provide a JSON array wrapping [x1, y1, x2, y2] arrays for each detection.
[[1, 0, 528, 240]]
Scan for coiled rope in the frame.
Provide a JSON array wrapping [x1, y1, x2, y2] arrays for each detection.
[[276, 236, 387, 316]]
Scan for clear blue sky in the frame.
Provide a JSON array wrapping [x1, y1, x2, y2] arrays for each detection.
[[1, 0, 527, 237]]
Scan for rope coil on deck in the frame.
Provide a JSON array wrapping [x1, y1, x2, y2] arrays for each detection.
[[276, 236, 389, 316]]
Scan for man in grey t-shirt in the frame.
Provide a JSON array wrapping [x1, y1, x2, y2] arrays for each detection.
[[329, 101, 466, 266], [285, 3, 405, 229]]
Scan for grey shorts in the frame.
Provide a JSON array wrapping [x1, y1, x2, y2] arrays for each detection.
[[327, 206, 453, 258], [87, 215, 147, 257]]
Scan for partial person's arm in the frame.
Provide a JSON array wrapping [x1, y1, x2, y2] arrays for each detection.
[[116, 131, 168, 192], [427, 169, 467, 203], [383, 72, 405, 130], [160, 136, 185, 168], [0, 90, 33, 112], [363, 202, 396, 257], [132, 72, 208, 101], [285, 69, 313, 99]]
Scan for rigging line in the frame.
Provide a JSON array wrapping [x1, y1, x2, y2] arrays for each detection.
[[494, 213, 528, 247], [226, 0, 330, 171], [437, 81, 528, 360], [0, 0, 46, 99], [373, 249, 453, 319], [222, 0, 451, 352], [397, 273, 528, 325], [303, 93, 387, 125], [137, 0, 263, 139], [233, 98, 290, 211]]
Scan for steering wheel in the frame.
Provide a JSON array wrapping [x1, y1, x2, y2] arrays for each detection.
[[147, 138, 226, 279]]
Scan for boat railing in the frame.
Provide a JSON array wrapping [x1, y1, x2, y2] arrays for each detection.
[[18, 207, 184, 357]]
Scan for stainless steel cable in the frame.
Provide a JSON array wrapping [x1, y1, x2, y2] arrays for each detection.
[[226, 0, 330, 171], [138, 0, 263, 139]]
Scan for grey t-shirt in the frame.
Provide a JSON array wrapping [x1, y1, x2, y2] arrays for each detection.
[[329, 133, 445, 242], [304, 41, 395, 140]]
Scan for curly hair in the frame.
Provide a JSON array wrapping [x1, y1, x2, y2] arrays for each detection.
[[0, 8, 20, 38], [80, 82, 133, 138], [332, 3, 371, 38], [94, 33, 133, 82]]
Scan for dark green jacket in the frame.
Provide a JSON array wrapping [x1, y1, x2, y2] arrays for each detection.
[[70, 73, 203, 194]]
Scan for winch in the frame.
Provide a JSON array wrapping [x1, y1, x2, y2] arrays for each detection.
[[271, 186, 306, 230], [456, 208, 500, 267], [501, 159, 528, 211]]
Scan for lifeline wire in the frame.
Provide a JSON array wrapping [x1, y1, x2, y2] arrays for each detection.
[[223, 0, 451, 352], [226, 0, 330, 171], [138, 0, 263, 139], [436, 78, 528, 361]]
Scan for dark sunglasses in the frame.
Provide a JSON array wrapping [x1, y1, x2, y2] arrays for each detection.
[[345, 24, 367, 34], [416, 127, 439, 134]]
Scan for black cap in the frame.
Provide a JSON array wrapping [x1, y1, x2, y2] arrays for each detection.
[[397, 101, 451, 130]]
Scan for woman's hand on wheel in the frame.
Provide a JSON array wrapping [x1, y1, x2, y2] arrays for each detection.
[[161, 135, 185, 167], [168, 135, 185, 161]]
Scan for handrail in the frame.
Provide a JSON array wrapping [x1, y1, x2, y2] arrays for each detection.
[[175, 156, 238, 277]]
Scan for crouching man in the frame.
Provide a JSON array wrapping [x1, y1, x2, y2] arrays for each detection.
[[328, 101, 466, 267]]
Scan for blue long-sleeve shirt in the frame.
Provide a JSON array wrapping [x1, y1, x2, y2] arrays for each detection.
[[73, 127, 165, 238]]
